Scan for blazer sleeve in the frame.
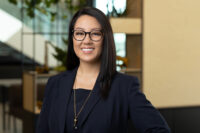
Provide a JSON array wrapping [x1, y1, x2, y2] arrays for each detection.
[[128, 77, 171, 133], [36, 77, 54, 133]]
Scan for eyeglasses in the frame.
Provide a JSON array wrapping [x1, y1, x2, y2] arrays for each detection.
[[72, 30, 103, 42]]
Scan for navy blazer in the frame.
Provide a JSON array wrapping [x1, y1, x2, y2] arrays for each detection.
[[36, 68, 170, 133]]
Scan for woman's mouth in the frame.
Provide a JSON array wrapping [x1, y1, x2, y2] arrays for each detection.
[[81, 48, 94, 51], [81, 48, 95, 53]]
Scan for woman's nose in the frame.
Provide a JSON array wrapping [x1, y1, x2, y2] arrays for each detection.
[[83, 33, 91, 43]]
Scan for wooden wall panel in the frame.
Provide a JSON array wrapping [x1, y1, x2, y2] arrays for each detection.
[[126, 0, 142, 18], [126, 35, 142, 68]]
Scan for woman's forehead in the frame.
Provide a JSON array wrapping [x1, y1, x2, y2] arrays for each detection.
[[74, 15, 102, 30]]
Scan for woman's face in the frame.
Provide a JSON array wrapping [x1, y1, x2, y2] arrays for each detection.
[[73, 15, 103, 64]]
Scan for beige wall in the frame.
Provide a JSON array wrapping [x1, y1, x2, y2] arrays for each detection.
[[143, 0, 200, 108]]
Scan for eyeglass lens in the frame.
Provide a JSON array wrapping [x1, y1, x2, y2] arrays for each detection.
[[73, 30, 102, 41]]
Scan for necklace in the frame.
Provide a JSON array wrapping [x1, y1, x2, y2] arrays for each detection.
[[73, 77, 93, 130]]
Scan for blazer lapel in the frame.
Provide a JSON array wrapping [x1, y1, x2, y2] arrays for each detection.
[[78, 75, 101, 128], [51, 68, 78, 133], [51, 67, 102, 132]]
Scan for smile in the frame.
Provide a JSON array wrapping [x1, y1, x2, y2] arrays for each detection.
[[81, 48, 94, 52]]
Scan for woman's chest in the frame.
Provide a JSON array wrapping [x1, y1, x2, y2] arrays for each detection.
[[71, 94, 129, 133]]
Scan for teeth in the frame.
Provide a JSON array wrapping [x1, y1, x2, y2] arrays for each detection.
[[82, 48, 94, 52]]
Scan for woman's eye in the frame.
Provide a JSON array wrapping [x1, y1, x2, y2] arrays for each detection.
[[91, 32, 101, 36], [75, 32, 84, 36]]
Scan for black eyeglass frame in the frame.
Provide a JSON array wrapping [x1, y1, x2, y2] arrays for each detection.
[[72, 30, 104, 42]]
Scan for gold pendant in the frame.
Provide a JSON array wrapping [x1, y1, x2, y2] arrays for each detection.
[[74, 118, 78, 129]]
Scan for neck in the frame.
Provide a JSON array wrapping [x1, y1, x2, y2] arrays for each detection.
[[77, 61, 100, 78]]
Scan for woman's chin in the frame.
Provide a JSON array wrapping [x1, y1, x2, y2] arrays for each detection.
[[79, 58, 100, 64]]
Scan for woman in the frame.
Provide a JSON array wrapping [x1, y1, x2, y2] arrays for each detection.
[[37, 7, 170, 133]]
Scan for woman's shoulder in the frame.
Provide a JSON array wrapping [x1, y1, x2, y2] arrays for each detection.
[[47, 69, 76, 83], [110, 72, 140, 96], [114, 71, 139, 83]]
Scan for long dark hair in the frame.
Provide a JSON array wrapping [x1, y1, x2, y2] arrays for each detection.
[[66, 7, 116, 99]]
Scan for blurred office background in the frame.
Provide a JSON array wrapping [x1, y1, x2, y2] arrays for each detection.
[[0, 0, 200, 133]]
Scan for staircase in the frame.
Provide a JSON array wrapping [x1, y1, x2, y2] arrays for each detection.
[[0, 0, 69, 67]]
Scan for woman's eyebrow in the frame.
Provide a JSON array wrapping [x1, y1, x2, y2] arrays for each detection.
[[74, 27, 101, 30], [74, 27, 84, 30], [91, 28, 102, 30]]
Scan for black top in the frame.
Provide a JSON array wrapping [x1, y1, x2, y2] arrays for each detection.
[[65, 88, 91, 133]]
